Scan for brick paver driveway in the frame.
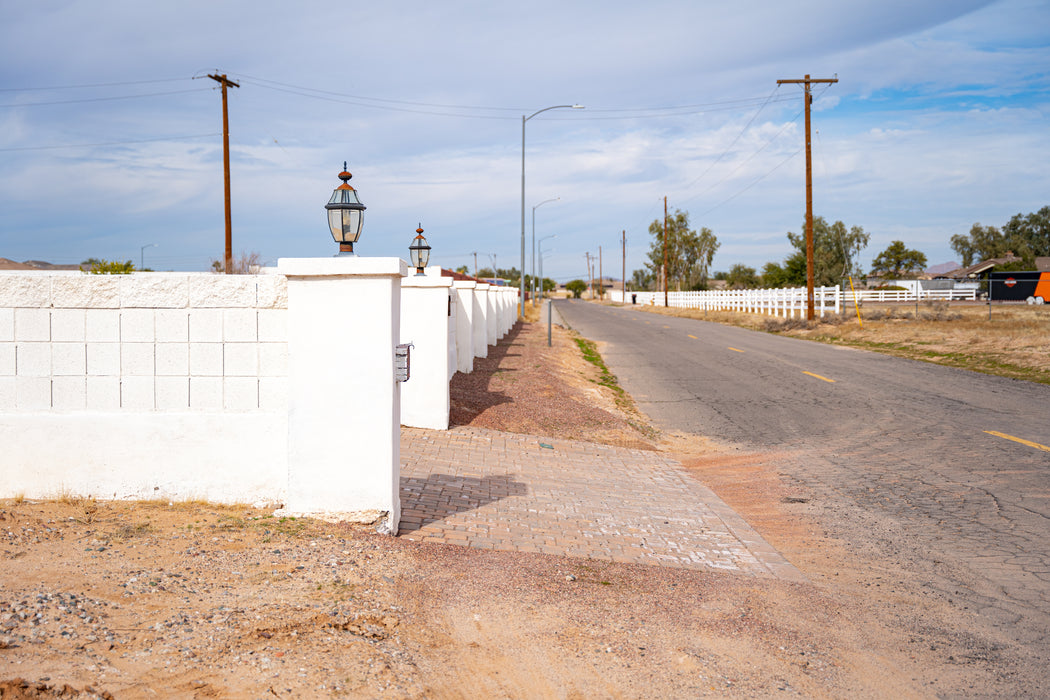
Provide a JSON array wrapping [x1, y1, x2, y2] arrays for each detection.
[[399, 426, 804, 582]]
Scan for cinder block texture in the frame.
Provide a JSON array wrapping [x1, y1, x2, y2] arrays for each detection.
[[51, 377, 86, 410], [51, 343, 86, 376], [0, 275, 50, 308], [120, 309, 155, 342], [121, 376, 154, 410], [257, 309, 287, 342], [155, 310, 189, 342], [16, 377, 51, 410], [0, 308, 13, 341], [120, 343, 155, 376], [15, 309, 50, 341], [189, 309, 223, 342], [155, 343, 189, 376], [156, 376, 190, 409], [50, 310, 86, 342], [224, 377, 258, 409], [0, 344, 14, 376], [86, 376, 120, 409], [223, 309, 257, 342], [189, 376, 223, 409], [0, 377, 13, 409], [190, 276, 256, 307], [16, 343, 50, 376], [87, 343, 120, 376], [122, 275, 189, 308], [189, 343, 223, 376], [85, 310, 120, 342], [223, 344, 258, 376], [51, 276, 119, 309]]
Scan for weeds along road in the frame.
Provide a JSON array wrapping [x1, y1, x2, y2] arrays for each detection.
[[555, 298, 1050, 692]]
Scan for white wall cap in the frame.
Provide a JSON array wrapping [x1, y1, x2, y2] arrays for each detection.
[[402, 274, 453, 288], [475, 283, 491, 291], [452, 280, 477, 289], [278, 257, 407, 278]]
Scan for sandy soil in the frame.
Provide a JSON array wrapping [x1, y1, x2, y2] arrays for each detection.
[[0, 319, 998, 698]]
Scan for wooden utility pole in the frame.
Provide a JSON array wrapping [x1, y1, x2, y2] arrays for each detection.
[[208, 73, 239, 274], [585, 252, 594, 299], [663, 196, 669, 307], [599, 246, 603, 300], [777, 74, 837, 320], [621, 230, 626, 304], [472, 252, 478, 279]]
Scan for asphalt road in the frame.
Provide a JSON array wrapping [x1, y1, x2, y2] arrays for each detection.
[[554, 298, 1050, 691]]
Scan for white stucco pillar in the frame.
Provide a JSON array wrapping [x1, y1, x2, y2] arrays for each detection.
[[473, 283, 490, 358], [278, 257, 406, 534], [452, 280, 476, 373], [400, 269, 453, 430], [485, 285, 498, 346]]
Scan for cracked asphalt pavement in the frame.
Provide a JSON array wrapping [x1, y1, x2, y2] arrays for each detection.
[[556, 299, 1050, 694]]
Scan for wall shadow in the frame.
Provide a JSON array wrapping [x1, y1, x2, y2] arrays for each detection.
[[398, 472, 527, 533], [449, 322, 524, 426]]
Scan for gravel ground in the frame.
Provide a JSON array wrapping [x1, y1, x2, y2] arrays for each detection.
[[0, 318, 993, 698]]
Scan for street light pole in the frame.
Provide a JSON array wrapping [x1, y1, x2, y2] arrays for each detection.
[[531, 197, 559, 307], [521, 104, 582, 319], [140, 243, 157, 270], [537, 234, 557, 299]]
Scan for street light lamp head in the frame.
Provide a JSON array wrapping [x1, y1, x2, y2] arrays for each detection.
[[408, 224, 431, 275], [325, 161, 366, 255]]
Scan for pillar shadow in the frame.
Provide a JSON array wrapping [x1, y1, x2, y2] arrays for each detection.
[[449, 322, 524, 426], [398, 472, 528, 533]]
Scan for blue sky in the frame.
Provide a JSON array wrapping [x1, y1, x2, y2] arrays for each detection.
[[1, 0, 1048, 282]]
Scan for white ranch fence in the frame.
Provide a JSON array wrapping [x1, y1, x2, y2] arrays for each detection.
[[610, 285, 977, 317]]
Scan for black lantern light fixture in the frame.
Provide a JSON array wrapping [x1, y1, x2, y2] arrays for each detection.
[[408, 224, 431, 275], [325, 162, 366, 255]]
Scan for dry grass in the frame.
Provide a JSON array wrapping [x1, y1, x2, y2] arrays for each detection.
[[628, 301, 1050, 385]]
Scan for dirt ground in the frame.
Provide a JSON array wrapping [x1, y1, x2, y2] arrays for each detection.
[[0, 318, 1008, 698]]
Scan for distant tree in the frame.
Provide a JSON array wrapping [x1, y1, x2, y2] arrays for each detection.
[[566, 279, 587, 299], [211, 251, 263, 274], [476, 267, 495, 279], [950, 224, 1008, 267], [86, 259, 135, 274], [644, 209, 720, 291], [761, 262, 786, 288], [785, 217, 869, 286], [712, 270, 729, 281], [1002, 205, 1050, 263], [725, 264, 760, 289], [870, 241, 928, 278], [455, 265, 469, 275], [630, 268, 654, 291]]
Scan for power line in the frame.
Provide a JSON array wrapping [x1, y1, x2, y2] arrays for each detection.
[[0, 132, 221, 153], [0, 87, 213, 108], [0, 77, 193, 92]]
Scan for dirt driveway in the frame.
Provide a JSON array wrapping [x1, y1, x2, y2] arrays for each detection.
[[0, 319, 1018, 698]]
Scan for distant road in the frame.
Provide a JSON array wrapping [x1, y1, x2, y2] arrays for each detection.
[[554, 298, 1050, 685]]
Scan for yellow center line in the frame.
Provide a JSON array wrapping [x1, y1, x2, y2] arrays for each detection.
[[688, 334, 698, 339], [803, 371, 836, 383], [663, 325, 670, 329], [985, 431, 1050, 453], [728, 347, 744, 353]]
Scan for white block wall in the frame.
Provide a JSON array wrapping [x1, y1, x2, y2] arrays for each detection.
[[0, 271, 289, 504], [0, 272, 288, 412]]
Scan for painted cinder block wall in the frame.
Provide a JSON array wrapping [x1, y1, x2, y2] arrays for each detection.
[[0, 271, 289, 504]]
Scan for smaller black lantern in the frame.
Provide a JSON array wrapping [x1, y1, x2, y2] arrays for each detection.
[[408, 224, 431, 275]]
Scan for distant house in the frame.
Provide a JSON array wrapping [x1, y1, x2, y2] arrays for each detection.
[[936, 254, 1025, 281]]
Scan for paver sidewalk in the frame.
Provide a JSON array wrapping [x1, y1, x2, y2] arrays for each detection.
[[399, 426, 805, 582]]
